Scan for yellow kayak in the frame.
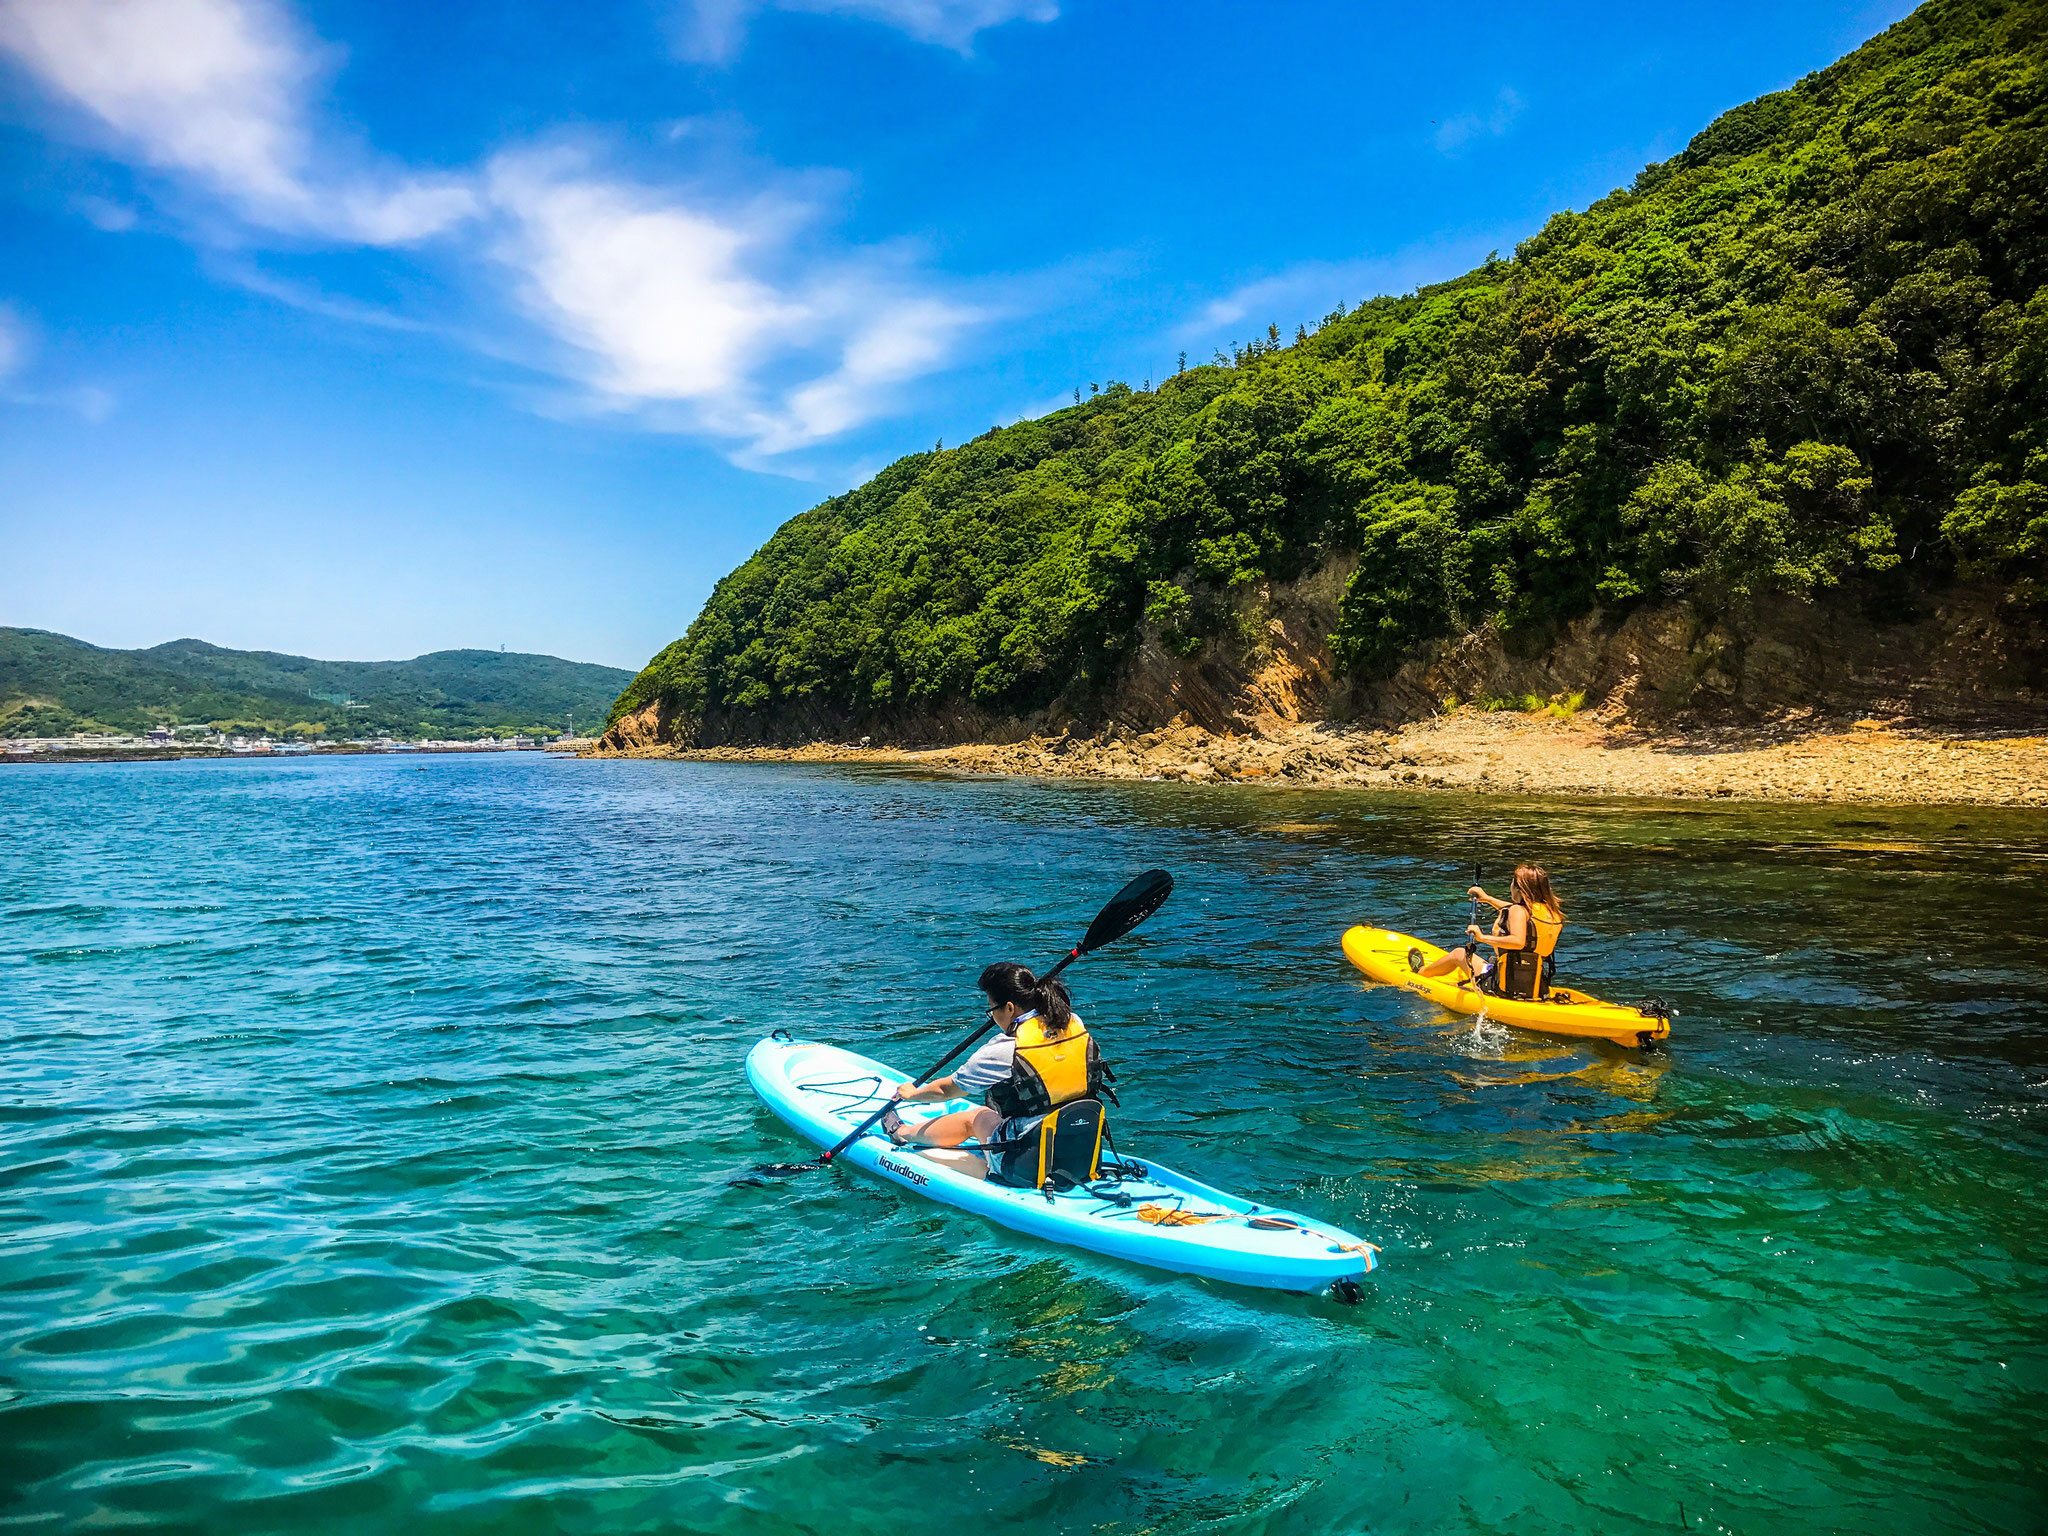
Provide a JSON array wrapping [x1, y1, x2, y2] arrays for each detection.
[[1342, 925, 1672, 1047]]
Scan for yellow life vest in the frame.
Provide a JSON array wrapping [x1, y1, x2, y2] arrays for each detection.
[[985, 1013, 1108, 1120], [1493, 901, 1564, 1000]]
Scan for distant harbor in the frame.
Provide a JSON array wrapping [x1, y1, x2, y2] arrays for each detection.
[[2, 731, 592, 766]]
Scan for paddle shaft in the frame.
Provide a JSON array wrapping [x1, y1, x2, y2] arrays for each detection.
[[794, 867, 1170, 1172], [819, 945, 1085, 1163]]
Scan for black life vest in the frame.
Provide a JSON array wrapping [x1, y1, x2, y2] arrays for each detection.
[[984, 1013, 1113, 1119], [1488, 901, 1564, 1000]]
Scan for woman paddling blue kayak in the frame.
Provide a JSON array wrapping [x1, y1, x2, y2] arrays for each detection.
[[747, 1036, 1377, 1293], [744, 871, 1379, 1297]]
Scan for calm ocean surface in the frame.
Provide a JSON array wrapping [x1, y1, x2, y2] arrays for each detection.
[[2, 753, 2044, 1534]]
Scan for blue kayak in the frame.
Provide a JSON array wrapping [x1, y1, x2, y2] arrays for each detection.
[[746, 1036, 1378, 1292]]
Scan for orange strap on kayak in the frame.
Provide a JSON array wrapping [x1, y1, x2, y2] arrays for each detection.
[[1136, 1204, 1227, 1226]]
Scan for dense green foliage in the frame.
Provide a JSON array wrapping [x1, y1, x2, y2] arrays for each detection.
[[0, 629, 632, 739], [613, 0, 2048, 730]]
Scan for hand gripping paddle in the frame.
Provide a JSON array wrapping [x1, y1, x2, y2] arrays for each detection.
[[755, 869, 1173, 1175]]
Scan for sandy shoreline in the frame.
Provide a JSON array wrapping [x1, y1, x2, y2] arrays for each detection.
[[588, 711, 2048, 806]]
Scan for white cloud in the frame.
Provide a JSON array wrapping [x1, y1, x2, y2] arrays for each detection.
[[210, 255, 431, 332], [762, 290, 978, 452], [0, 0, 474, 243], [0, 0, 993, 456], [488, 151, 802, 405], [1436, 87, 1522, 155], [486, 150, 981, 454], [676, 0, 1056, 63]]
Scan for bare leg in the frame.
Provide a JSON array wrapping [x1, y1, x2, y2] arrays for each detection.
[[1419, 945, 1475, 980], [894, 1104, 1001, 1148], [915, 1148, 992, 1180]]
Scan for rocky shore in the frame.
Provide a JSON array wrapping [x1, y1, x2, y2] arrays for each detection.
[[588, 710, 2048, 806]]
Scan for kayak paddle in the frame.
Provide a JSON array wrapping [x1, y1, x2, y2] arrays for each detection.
[[751, 868, 1173, 1176]]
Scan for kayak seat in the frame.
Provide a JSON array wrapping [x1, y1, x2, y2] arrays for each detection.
[[990, 1099, 1105, 1192]]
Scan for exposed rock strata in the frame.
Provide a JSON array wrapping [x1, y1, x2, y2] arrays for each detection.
[[1371, 586, 2046, 730]]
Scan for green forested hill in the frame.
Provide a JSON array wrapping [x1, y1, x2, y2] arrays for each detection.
[[612, 0, 2047, 735], [0, 629, 633, 738]]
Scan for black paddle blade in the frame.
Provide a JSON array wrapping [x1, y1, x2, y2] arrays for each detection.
[[1079, 868, 1173, 955], [736, 1160, 827, 1182]]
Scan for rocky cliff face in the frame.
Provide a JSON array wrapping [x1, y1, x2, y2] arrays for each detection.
[[1370, 583, 2047, 730], [596, 558, 1358, 753], [597, 569, 2045, 753]]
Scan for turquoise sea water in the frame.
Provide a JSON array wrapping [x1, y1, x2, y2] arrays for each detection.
[[3, 754, 2045, 1534]]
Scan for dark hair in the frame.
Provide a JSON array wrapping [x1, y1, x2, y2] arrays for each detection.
[[979, 961, 1073, 1035]]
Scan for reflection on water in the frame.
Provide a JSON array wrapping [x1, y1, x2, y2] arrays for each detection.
[[1, 756, 2044, 1535]]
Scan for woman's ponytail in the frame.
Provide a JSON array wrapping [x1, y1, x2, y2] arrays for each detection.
[[1035, 975, 1074, 1034], [979, 961, 1074, 1035]]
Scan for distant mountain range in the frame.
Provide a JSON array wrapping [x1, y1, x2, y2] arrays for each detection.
[[0, 629, 633, 740]]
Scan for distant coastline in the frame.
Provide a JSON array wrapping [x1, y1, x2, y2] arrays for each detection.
[[4, 736, 600, 767], [1, 628, 630, 744], [584, 712, 2048, 808]]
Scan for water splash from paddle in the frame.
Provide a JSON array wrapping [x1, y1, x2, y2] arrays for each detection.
[[1452, 1005, 1513, 1059]]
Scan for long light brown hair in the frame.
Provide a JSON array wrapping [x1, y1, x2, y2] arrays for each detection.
[[1511, 864, 1564, 918]]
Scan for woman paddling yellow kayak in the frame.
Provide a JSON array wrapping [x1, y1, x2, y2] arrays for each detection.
[[1343, 865, 1672, 1048], [1417, 864, 1565, 998]]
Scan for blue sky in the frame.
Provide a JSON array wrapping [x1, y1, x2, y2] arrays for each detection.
[[0, 0, 1916, 670]]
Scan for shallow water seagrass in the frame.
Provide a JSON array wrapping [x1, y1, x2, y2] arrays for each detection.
[[2, 754, 2045, 1534]]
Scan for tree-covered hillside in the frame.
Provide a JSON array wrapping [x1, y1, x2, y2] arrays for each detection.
[[0, 629, 632, 739], [613, 0, 2047, 734]]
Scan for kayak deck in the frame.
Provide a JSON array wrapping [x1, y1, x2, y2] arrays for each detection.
[[746, 1037, 1377, 1292], [1342, 924, 1671, 1045]]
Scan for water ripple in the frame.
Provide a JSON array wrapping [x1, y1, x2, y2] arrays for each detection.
[[1, 757, 2043, 1533]]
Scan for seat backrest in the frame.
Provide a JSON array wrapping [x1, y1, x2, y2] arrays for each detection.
[[994, 1099, 1105, 1189]]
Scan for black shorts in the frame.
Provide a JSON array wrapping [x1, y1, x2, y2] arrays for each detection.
[[1476, 958, 1549, 1001], [1446, 939, 1490, 970]]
